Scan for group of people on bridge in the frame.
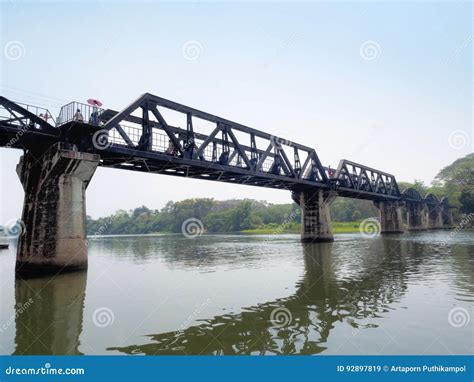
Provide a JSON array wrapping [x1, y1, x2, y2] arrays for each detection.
[[74, 108, 100, 125]]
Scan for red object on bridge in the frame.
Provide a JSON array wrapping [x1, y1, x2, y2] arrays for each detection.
[[87, 98, 103, 107]]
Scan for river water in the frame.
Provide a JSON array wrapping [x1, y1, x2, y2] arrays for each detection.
[[0, 231, 472, 355]]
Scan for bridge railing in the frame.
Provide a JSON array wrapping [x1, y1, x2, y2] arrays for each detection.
[[57, 101, 104, 126], [0, 99, 56, 127], [106, 121, 277, 173]]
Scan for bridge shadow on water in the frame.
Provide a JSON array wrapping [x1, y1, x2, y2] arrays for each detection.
[[11, 234, 466, 355]]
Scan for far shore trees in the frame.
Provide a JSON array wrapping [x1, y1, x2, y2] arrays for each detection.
[[86, 154, 474, 235]]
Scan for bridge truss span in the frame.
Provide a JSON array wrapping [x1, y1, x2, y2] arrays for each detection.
[[332, 159, 401, 201], [97, 93, 331, 190]]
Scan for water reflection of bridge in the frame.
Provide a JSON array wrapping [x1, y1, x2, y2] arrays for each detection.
[[108, 240, 414, 355], [13, 271, 86, 355], [12, 236, 451, 355]]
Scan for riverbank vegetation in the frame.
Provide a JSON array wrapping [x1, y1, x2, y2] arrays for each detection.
[[86, 154, 473, 235], [241, 221, 361, 234], [86, 198, 376, 236], [398, 153, 473, 221]]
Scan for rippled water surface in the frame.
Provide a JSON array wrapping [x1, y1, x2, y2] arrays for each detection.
[[0, 231, 472, 355]]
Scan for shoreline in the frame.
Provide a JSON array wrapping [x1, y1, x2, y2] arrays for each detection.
[[86, 223, 363, 238]]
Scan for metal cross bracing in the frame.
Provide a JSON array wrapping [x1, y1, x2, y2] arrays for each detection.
[[0, 96, 57, 134], [91, 93, 331, 192], [332, 159, 401, 200], [0, 93, 447, 206]]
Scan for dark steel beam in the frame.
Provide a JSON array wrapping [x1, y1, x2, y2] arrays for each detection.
[[142, 93, 315, 152], [226, 126, 252, 169], [149, 105, 184, 155], [194, 123, 221, 159]]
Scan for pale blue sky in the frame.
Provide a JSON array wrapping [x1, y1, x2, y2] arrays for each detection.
[[1, 1, 472, 220]]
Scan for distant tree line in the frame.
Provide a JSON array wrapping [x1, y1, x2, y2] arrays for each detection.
[[86, 154, 474, 235], [398, 153, 473, 221], [86, 197, 381, 236]]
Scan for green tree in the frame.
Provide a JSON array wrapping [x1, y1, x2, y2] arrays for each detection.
[[398, 179, 428, 196], [432, 153, 474, 214], [459, 190, 474, 214]]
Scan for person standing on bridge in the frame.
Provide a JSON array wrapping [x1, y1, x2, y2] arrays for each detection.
[[165, 139, 178, 156], [328, 166, 335, 178], [74, 108, 84, 122], [90, 110, 99, 125], [38, 112, 51, 126]]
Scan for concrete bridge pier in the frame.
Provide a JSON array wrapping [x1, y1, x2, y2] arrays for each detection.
[[406, 202, 428, 231], [440, 204, 453, 228], [374, 201, 404, 234], [293, 190, 337, 243], [427, 205, 443, 229], [15, 143, 99, 278]]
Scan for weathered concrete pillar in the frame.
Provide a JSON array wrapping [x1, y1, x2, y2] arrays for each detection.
[[294, 190, 337, 243], [406, 202, 428, 231], [374, 201, 404, 234], [16, 143, 99, 277], [427, 204, 443, 229]]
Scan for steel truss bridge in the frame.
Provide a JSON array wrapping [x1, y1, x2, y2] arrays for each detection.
[[0, 93, 447, 207]]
